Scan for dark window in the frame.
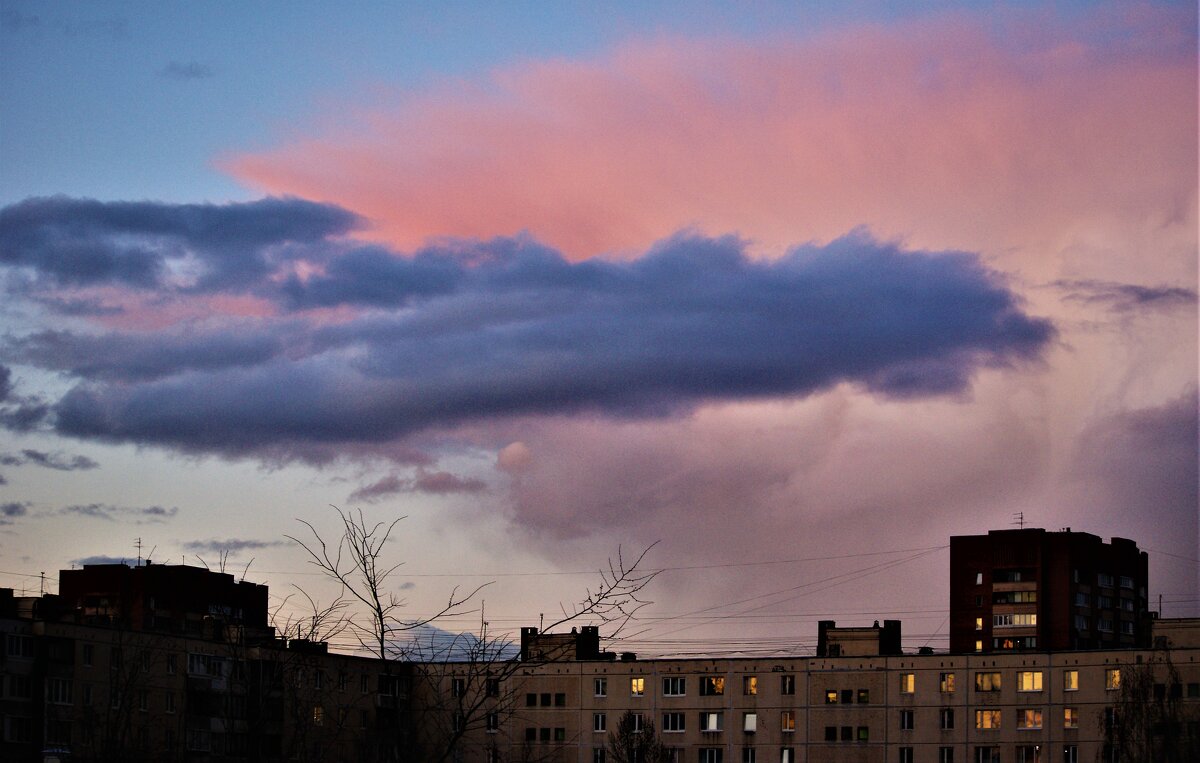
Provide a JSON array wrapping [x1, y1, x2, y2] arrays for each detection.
[[825, 726, 837, 741]]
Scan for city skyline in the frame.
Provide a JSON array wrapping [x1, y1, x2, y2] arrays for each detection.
[[0, 0, 1196, 656]]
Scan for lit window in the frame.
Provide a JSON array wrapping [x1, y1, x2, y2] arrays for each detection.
[[1016, 709, 1042, 729], [780, 711, 795, 732], [975, 672, 1001, 692], [743, 676, 758, 695], [700, 676, 726, 696], [312, 706, 324, 726], [1063, 670, 1078, 691], [631, 677, 645, 697], [594, 713, 606, 732], [940, 672, 955, 693], [743, 712, 757, 733], [975, 709, 1001, 729], [1105, 669, 1121, 691], [974, 640, 983, 653], [594, 678, 607, 697], [1017, 671, 1043, 692], [899, 673, 915, 694], [993, 613, 1037, 628], [975, 617, 983, 631], [1063, 707, 1078, 728], [857, 688, 870, 703], [663, 677, 686, 696], [825, 689, 839, 704]]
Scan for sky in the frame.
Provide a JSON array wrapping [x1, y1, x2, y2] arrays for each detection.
[[0, 0, 1196, 657]]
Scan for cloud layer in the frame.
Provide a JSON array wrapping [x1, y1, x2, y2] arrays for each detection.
[[0, 199, 1052, 461]]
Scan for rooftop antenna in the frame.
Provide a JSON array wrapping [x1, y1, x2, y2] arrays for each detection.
[[135, 537, 143, 566], [1012, 512, 1025, 530], [39, 571, 45, 595]]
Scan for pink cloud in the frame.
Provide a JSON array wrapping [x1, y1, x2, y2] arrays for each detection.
[[227, 6, 1195, 290]]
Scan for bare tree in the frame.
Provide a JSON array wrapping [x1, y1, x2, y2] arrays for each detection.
[[287, 507, 487, 662], [1102, 648, 1200, 763], [607, 709, 666, 763], [408, 544, 659, 762], [288, 506, 659, 763]]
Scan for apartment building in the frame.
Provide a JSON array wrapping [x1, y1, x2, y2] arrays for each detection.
[[949, 529, 1150, 654], [0, 573, 410, 763], [438, 618, 1200, 763]]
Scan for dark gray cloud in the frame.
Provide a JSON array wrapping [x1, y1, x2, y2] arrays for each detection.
[[61, 503, 178, 523], [1, 200, 1054, 462], [72, 555, 130, 566], [1055, 278, 1198, 313], [33, 295, 125, 317], [11, 327, 285, 382], [349, 470, 488, 502], [0, 196, 359, 291], [160, 61, 214, 80], [181, 538, 284, 554], [0, 449, 98, 471], [0, 502, 28, 524], [0, 364, 52, 432], [1074, 391, 1199, 515]]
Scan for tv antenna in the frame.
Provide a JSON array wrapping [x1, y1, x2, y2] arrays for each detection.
[[1012, 512, 1026, 530]]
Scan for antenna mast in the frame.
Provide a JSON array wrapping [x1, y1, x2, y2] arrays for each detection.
[[1012, 512, 1025, 530]]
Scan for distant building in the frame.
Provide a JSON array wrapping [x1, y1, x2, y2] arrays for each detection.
[[949, 528, 1150, 654], [58, 561, 269, 636]]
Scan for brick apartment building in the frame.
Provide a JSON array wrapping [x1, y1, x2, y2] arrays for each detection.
[[949, 529, 1151, 654]]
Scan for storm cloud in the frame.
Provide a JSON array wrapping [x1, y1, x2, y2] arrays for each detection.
[[0, 195, 359, 291], [349, 470, 488, 503], [0, 449, 98, 471], [0, 214, 1056, 461]]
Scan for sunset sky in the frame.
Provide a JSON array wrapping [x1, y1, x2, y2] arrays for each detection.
[[1, 0, 1196, 656]]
